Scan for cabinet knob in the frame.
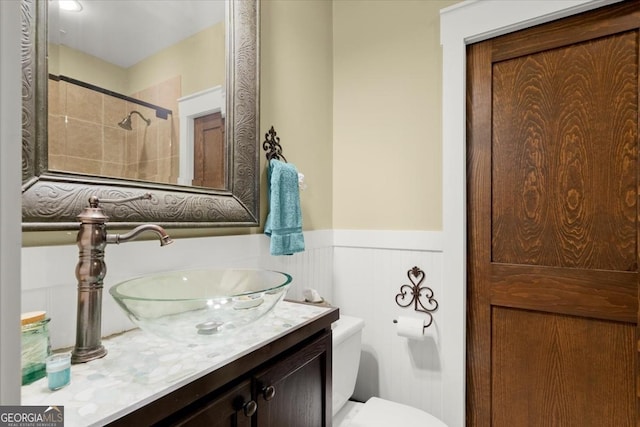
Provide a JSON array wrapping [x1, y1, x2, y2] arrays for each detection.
[[262, 385, 276, 401], [243, 400, 257, 417]]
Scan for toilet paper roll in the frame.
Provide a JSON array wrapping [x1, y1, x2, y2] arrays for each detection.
[[396, 316, 426, 340]]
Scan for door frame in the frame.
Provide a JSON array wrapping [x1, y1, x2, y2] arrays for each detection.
[[0, 0, 22, 404], [439, 1, 620, 425], [177, 85, 225, 186]]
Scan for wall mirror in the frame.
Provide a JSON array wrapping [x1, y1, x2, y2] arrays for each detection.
[[21, 0, 260, 230]]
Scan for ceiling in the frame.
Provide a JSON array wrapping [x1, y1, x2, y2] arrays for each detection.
[[48, 0, 226, 68]]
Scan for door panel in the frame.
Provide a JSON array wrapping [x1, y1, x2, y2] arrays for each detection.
[[467, 2, 640, 425], [491, 31, 638, 272], [192, 112, 225, 189], [492, 308, 635, 426]]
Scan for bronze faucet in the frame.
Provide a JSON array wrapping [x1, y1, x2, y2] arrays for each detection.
[[71, 193, 173, 364]]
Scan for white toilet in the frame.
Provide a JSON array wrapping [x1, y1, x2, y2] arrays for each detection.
[[332, 315, 447, 427]]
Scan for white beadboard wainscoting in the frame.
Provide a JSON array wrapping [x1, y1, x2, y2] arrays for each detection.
[[21, 230, 334, 350], [21, 229, 456, 424], [332, 230, 448, 423]]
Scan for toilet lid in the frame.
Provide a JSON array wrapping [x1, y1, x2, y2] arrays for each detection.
[[348, 397, 447, 427]]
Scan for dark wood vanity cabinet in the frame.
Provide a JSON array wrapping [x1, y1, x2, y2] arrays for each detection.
[[108, 306, 338, 427], [172, 379, 254, 427], [253, 332, 330, 427]]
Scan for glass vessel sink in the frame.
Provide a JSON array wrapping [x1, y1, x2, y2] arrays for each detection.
[[109, 268, 292, 343]]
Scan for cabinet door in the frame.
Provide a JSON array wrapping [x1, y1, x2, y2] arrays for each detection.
[[167, 379, 255, 427], [253, 332, 331, 427]]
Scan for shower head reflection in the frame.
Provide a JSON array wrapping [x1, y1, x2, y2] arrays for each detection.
[[118, 110, 151, 131]]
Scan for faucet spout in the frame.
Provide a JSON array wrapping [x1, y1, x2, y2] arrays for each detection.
[[107, 224, 174, 246]]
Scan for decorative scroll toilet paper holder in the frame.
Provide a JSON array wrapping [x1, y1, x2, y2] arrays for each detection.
[[393, 266, 439, 329]]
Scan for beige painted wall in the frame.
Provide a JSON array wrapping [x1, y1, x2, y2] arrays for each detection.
[[260, 0, 334, 231], [161, 0, 334, 238], [49, 22, 224, 98], [333, 0, 457, 231], [27, 0, 452, 243], [50, 44, 129, 94], [127, 23, 225, 97]]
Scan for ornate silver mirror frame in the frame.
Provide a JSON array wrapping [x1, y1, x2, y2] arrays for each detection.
[[21, 0, 260, 230]]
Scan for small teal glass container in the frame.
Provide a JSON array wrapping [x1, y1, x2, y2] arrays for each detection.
[[21, 311, 51, 385], [46, 353, 71, 391]]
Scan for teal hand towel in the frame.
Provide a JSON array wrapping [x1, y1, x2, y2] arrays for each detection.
[[265, 159, 305, 256]]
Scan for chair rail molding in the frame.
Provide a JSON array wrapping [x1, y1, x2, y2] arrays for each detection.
[[333, 230, 442, 252]]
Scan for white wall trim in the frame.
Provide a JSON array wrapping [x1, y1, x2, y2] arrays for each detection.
[[333, 230, 442, 252], [0, 0, 22, 404], [177, 85, 225, 185], [440, 0, 617, 45], [302, 229, 334, 248], [440, 1, 612, 426]]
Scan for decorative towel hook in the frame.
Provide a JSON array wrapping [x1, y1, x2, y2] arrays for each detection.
[[394, 266, 439, 328], [263, 125, 287, 162]]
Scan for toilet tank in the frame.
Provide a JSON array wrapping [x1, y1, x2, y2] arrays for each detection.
[[332, 314, 365, 416]]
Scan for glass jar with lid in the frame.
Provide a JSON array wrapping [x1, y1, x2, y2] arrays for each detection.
[[21, 311, 51, 385]]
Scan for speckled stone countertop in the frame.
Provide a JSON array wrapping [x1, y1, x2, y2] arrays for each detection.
[[22, 301, 333, 427]]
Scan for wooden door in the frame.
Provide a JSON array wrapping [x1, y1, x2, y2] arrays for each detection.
[[192, 112, 225, 189], [466, 2, 640, 426]]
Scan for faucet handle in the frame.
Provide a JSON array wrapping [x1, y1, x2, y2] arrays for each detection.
[[88, 193, 152, 208]]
